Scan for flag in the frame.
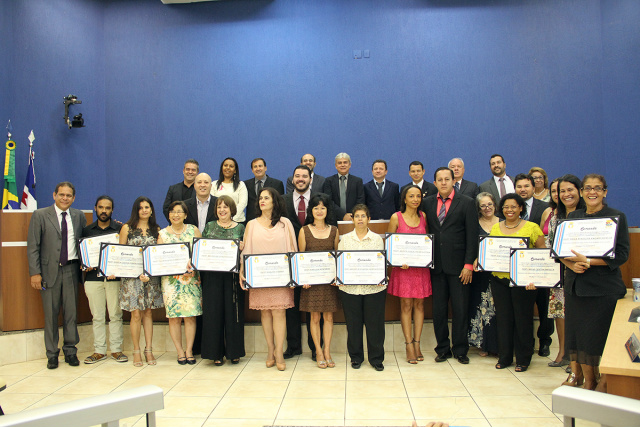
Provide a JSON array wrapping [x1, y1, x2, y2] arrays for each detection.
[[3, 137, 20, 209], [21, 131, 37, 210]]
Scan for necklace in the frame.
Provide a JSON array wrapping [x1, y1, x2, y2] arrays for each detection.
[[311, 223, 328, 231], [218, 220, 233, 229], [171, 224, 186, 235], [504, 219, 522, 229], [534, 189, 547, 197]]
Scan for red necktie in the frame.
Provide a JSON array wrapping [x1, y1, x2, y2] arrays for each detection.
[[298, 196, 306, 225]]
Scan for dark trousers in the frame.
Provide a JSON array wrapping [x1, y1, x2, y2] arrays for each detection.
[[431, 272, 470, 357], [41, 263, 80, 358], [200, 272, 245, 360], [491, 276, 537, 366], [285, 287, 319, 353], [338, 289, 386, 365], [535, 288, 554, 347]]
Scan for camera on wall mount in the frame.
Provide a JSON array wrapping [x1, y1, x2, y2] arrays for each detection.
[[63, 95, 84, 129]]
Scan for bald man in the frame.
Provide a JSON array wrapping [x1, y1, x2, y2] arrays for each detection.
[[184, 173, 217, 233]]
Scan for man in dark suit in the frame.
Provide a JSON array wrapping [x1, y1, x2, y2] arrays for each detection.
[[401, 161, 438, 202], [184, 173, 217, 233], [423, 168, 478, 364], [448, 158, 479, 199], [478, 154, 514, 207], [323, 153, 364, 220], [514, 173, 555, 356], [364, 159, 400, 220], [28, 182, 87, 369], [163, 159, 199, 222], [245, 158, 285, 222], [286, 153, 325, 194]]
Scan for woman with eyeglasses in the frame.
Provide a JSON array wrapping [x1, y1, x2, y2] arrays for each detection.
[[468, 192, 499, 357], [529, 167, 550, 202], [560, 174, 629, 392]]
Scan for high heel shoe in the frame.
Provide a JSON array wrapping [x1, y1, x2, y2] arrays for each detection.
[[266, 359, 276, 368], [132, 349, 143, 367], [405, 341, 418, 364], [562, 372, 584, 387], [276, 361, 286, 371], [144, 348, 156, 366], [413, 340, 424, 362]]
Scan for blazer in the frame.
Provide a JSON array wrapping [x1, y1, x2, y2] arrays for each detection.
[[184, 195, 218, 230], [244, 176, 285, 222], [284, 191, 343, 238], [423, 192, 478, 276], [479, 175, 514, 206], [527, 197, 547, 226], [163, 181, 195, 222], [322, 173, 365, 214], [364, 179, 400, 220], [286, 173, 325, 194], [457, 179, 480, 199], [27, 204, 86, 286]]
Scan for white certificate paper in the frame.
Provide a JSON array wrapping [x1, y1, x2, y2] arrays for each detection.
[[552, 217, 618, 258], [509, 249, 562, 288], [477, 236, 529, 273], [191, 238, 240, 272], [336, 250, 387, 286], [290, 251, 337, 286], [243, 253, 292, 288], [79, 233, 119, 268], [385, 233, 434, 268], [142, 243, 191, 276], [98, 243, 144, 279]]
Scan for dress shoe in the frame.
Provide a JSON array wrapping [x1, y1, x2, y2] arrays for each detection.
[[434, 352, 453, 363], [538, 344, 551, 357], [373, 363, 384, 371], [351, 361, 362, 369], [64, 354, 80, 366], [456, 355, 470, 365], [283, 348, 302, 359], [47, 357, 58, 369]]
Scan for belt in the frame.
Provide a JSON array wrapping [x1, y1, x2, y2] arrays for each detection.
[[59, 259, 79, 267]]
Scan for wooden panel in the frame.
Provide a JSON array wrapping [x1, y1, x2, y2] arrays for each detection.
[[619, 229, 639, 288], [606, 374, 640, 400], [0, 211, 32, 242]]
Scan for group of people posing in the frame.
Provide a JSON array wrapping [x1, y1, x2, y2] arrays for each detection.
[[27, 152, 628, 392]]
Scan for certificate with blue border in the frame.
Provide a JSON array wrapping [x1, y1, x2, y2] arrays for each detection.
[[335, 250, 387, 286], [477, 236, 529, 273], [551, 217, 618, 259], [191, 238, 240, 272], [98, 243, 144, 278], [243, 253, 292, 288], [384, 233, 434, 268], [79, 233, 119, 268], [289, 251, 337, 287], [142, 243, 191, 277], [509, 248, 562, 288]]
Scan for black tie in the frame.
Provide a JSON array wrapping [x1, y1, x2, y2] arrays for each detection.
[[60, 212, 68, 265], [376, 182, 384, 196], [256, 180, 263, 195]]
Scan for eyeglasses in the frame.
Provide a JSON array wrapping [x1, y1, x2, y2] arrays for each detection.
[[480, 204, 494, 209], [170, 211, 185, 214], [582, 186, 605, 193], [532, 176, 544, 181]]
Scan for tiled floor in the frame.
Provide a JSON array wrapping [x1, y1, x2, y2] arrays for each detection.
[[0, 347, 596, 427]]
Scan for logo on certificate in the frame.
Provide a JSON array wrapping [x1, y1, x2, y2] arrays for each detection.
[[299, 255, 304, 261], [606, 220, 614, 227], [110, 247, 115, 253], [230, 241, 236, 247], [180, 245, 187, 251], [394, 236, 400, 242], [425, 236, 431, 242], [254, 257, 259, 263], [518, 240, 526, 247], [519, 252, 524, 258], [152, 247, 157, 253], [488, 239, 494, 245], [377, 253, 383, 259]]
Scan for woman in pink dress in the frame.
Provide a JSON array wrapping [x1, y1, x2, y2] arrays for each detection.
[[240, 187, 297, 371], [387, 185, 432, 364]]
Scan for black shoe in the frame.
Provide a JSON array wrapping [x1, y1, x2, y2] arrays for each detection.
[[283, 348, 302, 359], [64, 354, 80, 366], [177, 357, 187, 365], [311, 351, 316, 362], [186, 357, 196, 365], [456, 355, 470, 365], [434, 352, 453, 363], [373, 363, 384, 371], [538, 344, 551, 357], [47, 357, 58, 369], [351, 361, 362, 369]]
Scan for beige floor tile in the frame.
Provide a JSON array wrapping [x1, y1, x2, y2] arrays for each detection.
[[403, 378, 469, 397], [346, 364, 402, 380], [133, 416, 205, 427], [488, 417, 563, 427], [79, 361, 144, 379], [4, 375, 68, 394], [236, 365, 294, 380], [28, 393, 96, 409], [277, 397, 344, 419], [165, 378, 234, 397], [132, 363, 194, 379], [449, 360, 517, 379], [0, 393, 49, 413], [274, 418, 344, 426], [410, 396, 483, 419], [345, 420, 416, 427], [416, 418, 491, 427], [210, 397, 282, 419], [518, 374, 566, 395], [346, 380, 407, 398], [112, 376, 181, 394], [474, 395, 555, 418], [0, 360, 46, 376], [461, 376, 533, 396], [183, 364, 242, 380], [285, 380, 346, 398], [398, 364, 459, 380], [0, 333, 27, 365], [537, 394, 553, 411], [0, 375, 28, 387], [225, 379, 289, 398], [158, 396, 219, 418], [345, 397, 412, 419], [290, 364, 347, 381], [55, 375, 127, 395], [573, 419, 602, 427], [202, 419, 274, 427]]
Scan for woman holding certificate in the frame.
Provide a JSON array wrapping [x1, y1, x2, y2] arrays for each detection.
[[338, 204, 387, 372], [298, 193, 340, 369], [386, 185, 431, 364], [157, 201, 202, 365], [201, 196, 246, 365], [487, 193, 545, 372], [240, 187, 297, 371], [211, 157, 248, 223], [119, 197, 163, 367], [560, 174, 629, 391]]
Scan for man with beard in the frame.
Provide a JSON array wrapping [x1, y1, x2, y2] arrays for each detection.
[[286, 153, 326, 194], [479, 154, 514, 208], [80, 195, 127, 364], [163, 159, 199, 222]]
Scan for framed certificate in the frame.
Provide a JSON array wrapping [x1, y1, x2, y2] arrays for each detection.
[[336, 250, 387, 286], [551, 216, 619, 258], [79, 233, 119, 268], [384, 233, 434, 268], [509, 248, 562, 288], [142, 243, 191, 277], [290, 251, 337, 287], [98, 243, 144, 278], [191, 238, 240, 272], [477, 236, 530, 273], [243, 253, 292, 288]]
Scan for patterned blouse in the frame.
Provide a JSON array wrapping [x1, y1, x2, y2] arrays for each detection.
[[337, 229, 387, 295]]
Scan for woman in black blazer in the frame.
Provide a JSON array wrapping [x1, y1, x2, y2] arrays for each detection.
[[560, 174, 629, 391]]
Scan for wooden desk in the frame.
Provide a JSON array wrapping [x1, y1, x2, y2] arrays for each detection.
[[600, 289, 640, 400]]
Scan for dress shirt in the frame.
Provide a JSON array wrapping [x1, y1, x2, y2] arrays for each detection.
[[374, 179, 386, 194], [294, 189, 311, 219], [337, 229, 386, 295], [436, 189, 455, 216], [196, 196, 211, 232], [413, 179, 424, 188], [255, 177, 266, 194], [524, 197, 533, 219], [493, 175, 514, 195], [54, 204, 78, 261]]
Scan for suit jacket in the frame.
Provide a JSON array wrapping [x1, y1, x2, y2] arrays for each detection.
[[478, 175, 514, 205], [423, 192, 478, 276], [27, 204, 86, 286], [184, 196, 218, 230], [286, 173, 325, 194], [323, 174, 365, 214], [456, 179, 479, 199], [284, 191, 343, 238], [244, 176, 285, 222], [527, 197, 547, 226], [364, 179, 400, 220], [163, 181, 195, 222]]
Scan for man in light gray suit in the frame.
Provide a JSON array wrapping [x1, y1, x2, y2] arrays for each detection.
[[28, 182, 86, 369]]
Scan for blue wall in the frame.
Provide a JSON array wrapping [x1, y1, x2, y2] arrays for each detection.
[[3, 0, 639, 225]]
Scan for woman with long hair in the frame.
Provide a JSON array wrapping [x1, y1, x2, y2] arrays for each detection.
[[211, 157, 248, 223]]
